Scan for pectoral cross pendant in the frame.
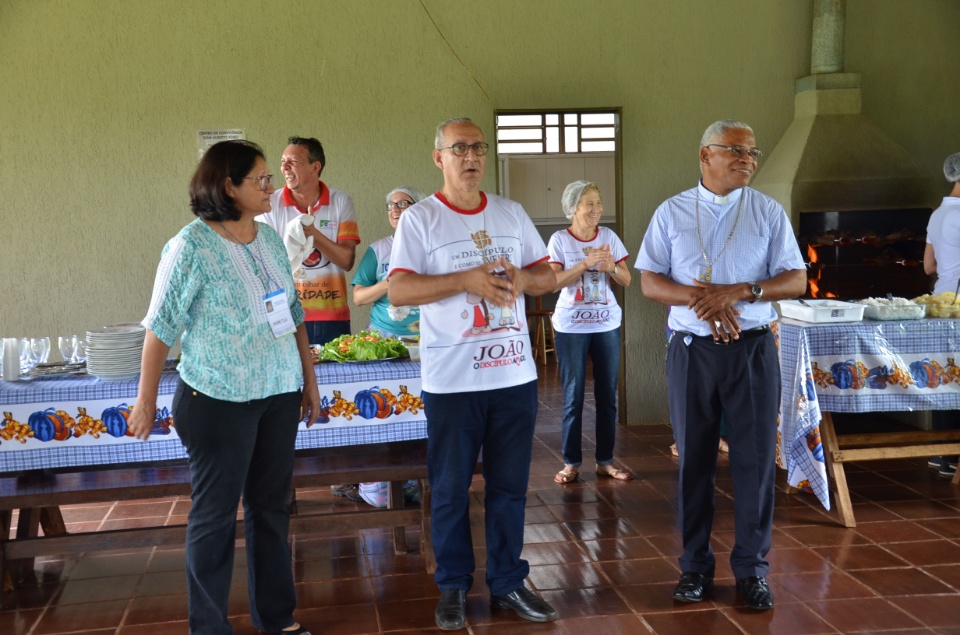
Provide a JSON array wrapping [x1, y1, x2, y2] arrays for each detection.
[[701, 266, 712, 283]]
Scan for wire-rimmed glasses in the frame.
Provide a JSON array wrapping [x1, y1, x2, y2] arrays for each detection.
[[705, 144, 763, 160]]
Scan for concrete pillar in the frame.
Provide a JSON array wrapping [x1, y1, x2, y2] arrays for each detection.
[[811, 0, 845, 74]]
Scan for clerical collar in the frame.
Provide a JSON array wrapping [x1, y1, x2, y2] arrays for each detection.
[[697, 181, 743, 205]]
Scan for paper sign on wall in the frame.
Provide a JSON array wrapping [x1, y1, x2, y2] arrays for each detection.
[[196, 129, 245, 160]]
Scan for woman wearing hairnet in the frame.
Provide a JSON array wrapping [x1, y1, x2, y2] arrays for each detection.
[[548, 180, 633, 484], [923, 151, 960, 477]]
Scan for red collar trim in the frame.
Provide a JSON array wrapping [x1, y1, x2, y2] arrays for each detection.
[[436, 191, 487, 215], [281, 180, 331, 213], [565, 227, 600, 242]]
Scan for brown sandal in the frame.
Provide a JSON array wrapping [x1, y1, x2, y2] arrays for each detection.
[[596, 466, 633, 481], [554, 467, 579, 484]]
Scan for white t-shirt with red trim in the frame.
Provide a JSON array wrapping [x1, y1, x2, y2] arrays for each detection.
[[548, 226, 628, 334], [389, 192, 548, 394], [257, 181, 360, 322]]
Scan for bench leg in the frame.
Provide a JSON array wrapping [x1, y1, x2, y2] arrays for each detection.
[[420, 478, 436, 575], [1, 510, 11, 593], [820, 413, 857, 528], [387, 481, 407, 556]]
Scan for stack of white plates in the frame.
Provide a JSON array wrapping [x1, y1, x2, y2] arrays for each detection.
[[86, 323, 146, 381]]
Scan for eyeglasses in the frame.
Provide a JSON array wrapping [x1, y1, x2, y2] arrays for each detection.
[[245, 174, 274, 190], [386, 200, 415, 211], [706, 144, 762, 160], [440, 142, 491, 157]]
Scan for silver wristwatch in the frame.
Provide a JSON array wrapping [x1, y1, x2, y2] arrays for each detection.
[[750, 282, 763, 303]]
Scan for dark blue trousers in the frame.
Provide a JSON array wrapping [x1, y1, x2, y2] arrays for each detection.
[[555, 328, 620, 467], [304, 320, 351, 346], [424, 380, 538, 596], [667, 331, 780, 579], [173, 380, 301, 635]]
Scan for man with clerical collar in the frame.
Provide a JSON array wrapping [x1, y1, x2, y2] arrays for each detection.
[[636, 119, 807, 610], [388, 117, 558, 630], [258, 136, 359, 345]]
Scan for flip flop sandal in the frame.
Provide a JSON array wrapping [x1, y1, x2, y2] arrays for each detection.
[[554, 468, 579, 484], [596, 466, 634, 481]]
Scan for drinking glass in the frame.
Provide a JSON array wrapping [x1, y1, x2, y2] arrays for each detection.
[[19, 337, 33, 373], [76, 338, 87, 362], [59, 335, 79, 363], [31, 337, 51, 365]]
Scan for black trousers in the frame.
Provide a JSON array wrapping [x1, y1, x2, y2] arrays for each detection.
[[173, 379, 302, 634], [667, 330, 780, 579]]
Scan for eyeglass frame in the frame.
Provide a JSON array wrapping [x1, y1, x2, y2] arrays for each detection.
[[439, 142, 491, 157], [386, 200, 415, 211], [705, 144, 763, 160], [245, 174, 275, 190]]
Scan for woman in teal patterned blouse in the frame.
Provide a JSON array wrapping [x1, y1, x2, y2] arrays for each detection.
[[129, 140, 320, 635]]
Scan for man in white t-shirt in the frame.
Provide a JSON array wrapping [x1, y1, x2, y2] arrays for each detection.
[[389, 118, 558, 631], [258, 136, 360, 346], [923, 151, 960, 478]]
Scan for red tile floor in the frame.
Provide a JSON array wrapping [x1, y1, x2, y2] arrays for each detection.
[[4, 362, 960, 634]]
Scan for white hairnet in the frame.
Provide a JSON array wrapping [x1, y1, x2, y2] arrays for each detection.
[[385, 185, 425, 205], [561, 180, 600, 219], [944, 152, 960, 183]]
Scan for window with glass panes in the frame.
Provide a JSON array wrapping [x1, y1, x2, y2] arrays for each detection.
[[496, 111, 617, 154]]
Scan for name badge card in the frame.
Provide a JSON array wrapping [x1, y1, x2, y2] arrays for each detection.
[[264, 289, 296, 338]]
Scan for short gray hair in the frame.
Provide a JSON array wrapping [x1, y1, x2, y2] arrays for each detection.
[[945, 152, 960, 183], [385, 185, 425, 206], [435, 117, 477, 150], [561, 180, 601, 219], [700, 119, 754, 148]]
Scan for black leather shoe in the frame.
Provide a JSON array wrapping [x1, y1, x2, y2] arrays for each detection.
[[672, 572, 713, 603], [491, 586, 558, 622], [435, 588, 467, 631], [737, 576, 774, 610]]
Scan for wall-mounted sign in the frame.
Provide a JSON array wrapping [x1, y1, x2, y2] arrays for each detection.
[[196, 129, 245, 160]]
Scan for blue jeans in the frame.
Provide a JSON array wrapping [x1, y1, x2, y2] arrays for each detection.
[[304, 320, 351, 346], [173, 380, 301, 634], [555, 328, 620, 467], [424, 381, 537, 596]]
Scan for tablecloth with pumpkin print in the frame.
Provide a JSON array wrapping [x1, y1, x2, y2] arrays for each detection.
[[778, 318, 960, 510], [0, 360, 424, 473]]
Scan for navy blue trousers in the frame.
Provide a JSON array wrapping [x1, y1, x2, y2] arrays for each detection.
[[424, 380, 537, 596], [555, 328, 620, 467], [667, 331, 780, 579], [304, 320, 351, 346], [173, 380, 301, 635]]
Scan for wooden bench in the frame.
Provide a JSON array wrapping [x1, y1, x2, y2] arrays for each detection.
[[1, 439, 439, 588], [819, 412, 960, 527]]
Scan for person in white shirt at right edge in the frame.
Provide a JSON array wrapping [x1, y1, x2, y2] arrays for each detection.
[[635, 119, 806, 611], [922, 151, 960, 478]]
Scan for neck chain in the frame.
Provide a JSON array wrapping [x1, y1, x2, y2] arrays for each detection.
[[455, 211, 494, 263], [218, 221, 277, 291], [695, 188, 744, 283]]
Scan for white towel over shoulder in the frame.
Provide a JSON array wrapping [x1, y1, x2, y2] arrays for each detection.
[[283, 216, 314, 278]]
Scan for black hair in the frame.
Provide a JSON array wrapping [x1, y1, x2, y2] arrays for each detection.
[[189, 140, 265, 221]]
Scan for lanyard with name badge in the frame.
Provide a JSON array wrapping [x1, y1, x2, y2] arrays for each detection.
[[219, 222, 297, 339]]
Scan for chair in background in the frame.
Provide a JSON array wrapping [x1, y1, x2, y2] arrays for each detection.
[[526, 295, 555, 365]]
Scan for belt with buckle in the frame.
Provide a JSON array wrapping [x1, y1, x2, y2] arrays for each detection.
[[681, 325, 770, 345]]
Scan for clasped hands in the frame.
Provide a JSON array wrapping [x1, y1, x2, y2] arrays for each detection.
[[583, 244, 616, 273], [463, 256, 526, 308], [689, 279, 742, 342]]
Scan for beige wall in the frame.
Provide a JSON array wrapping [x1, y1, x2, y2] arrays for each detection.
[[2, 1, 958, 424]]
